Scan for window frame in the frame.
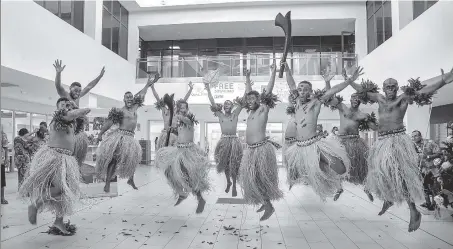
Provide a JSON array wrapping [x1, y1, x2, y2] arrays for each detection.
[[102, 0, 129, 59], [35, 0, 84, 32]]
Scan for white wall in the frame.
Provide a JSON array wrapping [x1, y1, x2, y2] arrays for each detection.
[[128, 2, 367, 64], [1, 1, 141, 102]]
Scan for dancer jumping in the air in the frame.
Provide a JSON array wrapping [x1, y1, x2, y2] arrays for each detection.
[[151, 76, 194, 150], [204, 70, 249, 197], [325, 83, 378, 201], [19, 97, 90, 235], [96, 74, 160, 192], [283, 62, 362, 200], [53, 60, 105, 167], [240, 62, 283, 221], [350, 67, 453, 232], [155, 100, 210, 213]]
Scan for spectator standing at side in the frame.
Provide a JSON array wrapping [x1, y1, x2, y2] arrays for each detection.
[[1, 127, 9, 204]]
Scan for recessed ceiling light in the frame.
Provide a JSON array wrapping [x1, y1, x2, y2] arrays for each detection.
[[309, 27, 314, 30]]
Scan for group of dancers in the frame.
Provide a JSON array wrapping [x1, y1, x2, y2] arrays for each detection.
[[17, 55, 453, 235]]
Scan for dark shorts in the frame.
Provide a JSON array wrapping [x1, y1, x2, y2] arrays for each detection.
[[1, 164, 6, 187]]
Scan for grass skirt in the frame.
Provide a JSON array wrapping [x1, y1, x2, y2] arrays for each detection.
[[157, 129, 177, 150], [283, 137, 296, 167], [155, 143, 210, 196], [285, 135, 350, 200], [338, 135, 368, 185], [239, 141, 283, 205], [18, 146, 82, 217], [214, 135, 243, 178], [74, 132, 88, 166], [96, 129, 141, 179], [365, 132, 424, 204]]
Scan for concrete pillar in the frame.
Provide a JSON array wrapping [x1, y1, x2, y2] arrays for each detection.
[[354, 2, 368, 60], [405, 104, 432, 139], [391, 0, 414, 34], [127, 19, 140, 66], [79, 93, 98, 108], [83, 0, 103, 42]]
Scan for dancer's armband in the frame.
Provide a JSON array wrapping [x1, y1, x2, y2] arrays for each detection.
[[358, 112, 377, 132], [260, 90, 280, 108], [401, 78, 434, 106], [313, 89, 334, 108], [210, 103, 223, 117], [52, 109, 74, 132], [356, 79, 379, 105], [107, 108, 124, 124], [286, 105, 295, 115], [133, 95, 145, 107], [75, 116, 88, 134], [233, 96, 248, 109], [154, 98, 165, 111]]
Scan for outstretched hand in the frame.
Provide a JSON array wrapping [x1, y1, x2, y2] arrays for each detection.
[[441, 67, 453, 84], [270, 62, 277, 72], [322, 69, 335, 82], [53, 60, 66, 73], [148, 73, 160, 85], [245, 69, 251, 78], [343, 66, 364, 82]]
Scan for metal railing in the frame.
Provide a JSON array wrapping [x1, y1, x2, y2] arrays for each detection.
[[136, 53, 357, 79]]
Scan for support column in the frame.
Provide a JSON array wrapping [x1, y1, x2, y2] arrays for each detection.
[[354, 2, 368, 60], [83, 0, 103, 42], [405, 104, 432, 139], [79, 93, 98, 108]]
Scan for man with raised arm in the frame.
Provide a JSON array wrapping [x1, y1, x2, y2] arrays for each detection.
[[325, 80, 378, 202], [283, 62, 362, 200], [53, 60, 104, 167], [96, 74, 160, 193], [285, 71, 333, 189], [151, 77, 194, 150], [204, 70, 248, 197], [155, 100, 210, 214], [350, 67, 453, 232], [19, 97, 91, 235], [239, 62, 283, 221]]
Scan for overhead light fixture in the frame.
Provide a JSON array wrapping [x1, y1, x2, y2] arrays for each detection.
[[309, 27, 314, 30], [169, 46, 180, 49]]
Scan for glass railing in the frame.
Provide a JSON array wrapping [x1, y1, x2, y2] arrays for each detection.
[[136, 53, 357, 79]]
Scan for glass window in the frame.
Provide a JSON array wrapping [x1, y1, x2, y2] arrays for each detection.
[[45, 1, 59, 16], [367, 15, 376, 53], [293, 36, 320, 46], [173, 40, 198, 50], [111, 18, 120, 54], [120, 6, 128, 26], [60, 1, 72, 25], [375, 7, 384, 46], [217, 38, 242, 48], [246, 37, 273, 47], [15, 112, 31, 135], [73, 1, 85, 32], [112, 0, 121, 20], [119, 24, 128, 59], [35, 1, 44, 7], [413, 0, 438, 19], [102, 8, 112, 49], [198, 39, 217, 49], [1, 110, 14, 146], [366, 1, 375, 18], [103, 0, 112, 12], [383, 1, 392, 41]]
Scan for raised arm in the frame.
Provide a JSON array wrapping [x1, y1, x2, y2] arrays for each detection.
[[183, 81, 194, 102], [283, 61, 296, 91], [265, 62, 277, 94], [417, 67, 453, 95], [53, 60, 69, 98], [204, 82, 217, 106], [80, 67, 106, 97], [245, 69, 253, 93], [135, 73, 160, 102], [322, 70, 334, 91], [321, 67, 363, 102], [63, 108, 91, 121]]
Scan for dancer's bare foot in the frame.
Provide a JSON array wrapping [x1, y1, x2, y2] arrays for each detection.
[[378, 201, 393, 216], [256, 205, 265, 213], [103, 184, 110, 193], [28, 205, 38, 225], [127, 179, 138, 190], [334, 189, 343, 201], [365, 190, 374, 202], [174, 195, 187, 206], [196, 197, 206, 214], [408, 209, 422, 232], [260, 204, 275, 221], [232, 186, 237, 197], [225, 181, 232, 193], [52, 220, 71, 235]]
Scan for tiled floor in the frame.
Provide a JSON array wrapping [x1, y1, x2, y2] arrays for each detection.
[[1, 165, 453, 249]]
